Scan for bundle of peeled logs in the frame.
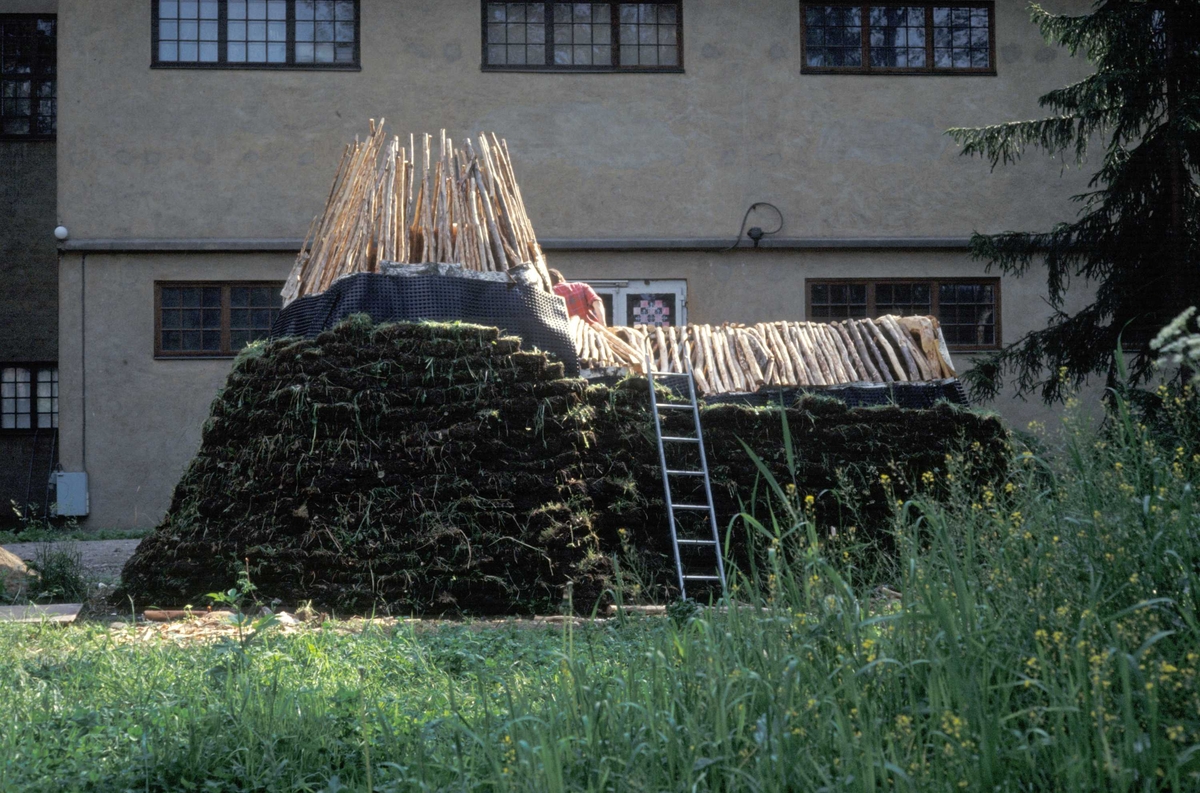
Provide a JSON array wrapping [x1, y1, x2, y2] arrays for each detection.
[[570, 316, 955, 395], [283, 121, 551, 305]]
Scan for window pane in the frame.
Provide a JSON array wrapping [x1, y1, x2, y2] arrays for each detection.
[[486, 3, 547, 65], [938, 281, 997, 346], [1, 368, 31, 428], [2, 16, 57, 134], [615, 3, 680, 68], [294, 1, 358, 63], [933, 5, 989, 69], [869, 6, 927, 68], [804, 5, 863, 67], [809, 282, 868, 319]]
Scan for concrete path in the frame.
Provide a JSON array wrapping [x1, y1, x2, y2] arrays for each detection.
[[2, 539, 142, 581], [0, 603, 81, 623]]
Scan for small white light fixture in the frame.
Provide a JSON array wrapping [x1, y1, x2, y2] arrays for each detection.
[[54, 225, 70, 241]]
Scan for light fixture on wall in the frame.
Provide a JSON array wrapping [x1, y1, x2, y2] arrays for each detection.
[[54, 225, 69, 241], [726, 203, 784, 250]]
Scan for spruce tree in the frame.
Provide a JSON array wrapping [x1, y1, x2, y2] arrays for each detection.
[[948, 1, 1200, 403]]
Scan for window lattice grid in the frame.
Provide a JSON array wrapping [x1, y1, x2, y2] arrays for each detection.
[[227, 0, 288, 63], [933, 6, 990, 68], [295, 0, 357, 64], [802, 3, 992, 72], [617, 3, 679, 67], [484, 1, 681, 70], [809, 283, 868, 320], [869, 6, 926, 68], [1, 367, 31, 430], [486, 3, 547, 66], [158, 0, 221, 63], [875, 282, 932, 316], [553, 3, 613, 67], [0, 17, 56, 137], [808, 279, 999, 349], [938, 282, 996, 346], [229, 287, 283, 351], [35, 368, 57, 429], [804, 5, 863, 68], [160, 286, 224, 354]]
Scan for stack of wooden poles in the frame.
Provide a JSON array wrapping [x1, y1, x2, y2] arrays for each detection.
[[572, 315, 957, 395], [570, 316, 649, 374], [283, 120, 550, 305]]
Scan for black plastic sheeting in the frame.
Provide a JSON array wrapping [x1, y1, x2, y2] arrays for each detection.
[[595, 373, 970, 410], [272, 268, 578, 376]]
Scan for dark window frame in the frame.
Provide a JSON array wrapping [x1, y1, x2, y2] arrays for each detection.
[[150, 0, 361, 71], [481, 1, 685, 73], [0, 362, 58, 433], [805, 277, 1001, 351], [154, 282, 283, 359], [0, 14, 57, 141], [800, 2, 996, 76]]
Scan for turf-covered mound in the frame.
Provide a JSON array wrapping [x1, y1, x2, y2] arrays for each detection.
[[587, 383, 1011, 586], [119, 317, 612, 615], [119, 316, 1011, 614]]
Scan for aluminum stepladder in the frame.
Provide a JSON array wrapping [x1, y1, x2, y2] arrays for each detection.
[[645, 353, 727, 600]]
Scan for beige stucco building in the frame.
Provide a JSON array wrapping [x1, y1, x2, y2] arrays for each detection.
[[1, 0, 1096, 528]]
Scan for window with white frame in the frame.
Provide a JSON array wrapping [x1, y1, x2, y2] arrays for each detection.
[[1, 365, 58, 430], [586, 279, 688, 327]]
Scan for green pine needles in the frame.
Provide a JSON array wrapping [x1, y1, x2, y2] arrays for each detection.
[[948, 1, 1200, 403]]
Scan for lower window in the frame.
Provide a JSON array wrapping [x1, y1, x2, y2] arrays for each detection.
[[807, 278, 999, 349], [156, 282, 283, 357], [1, 365, 58, 430]]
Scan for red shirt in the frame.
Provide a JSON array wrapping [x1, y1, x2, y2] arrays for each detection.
[[553, 282, 602, 322]]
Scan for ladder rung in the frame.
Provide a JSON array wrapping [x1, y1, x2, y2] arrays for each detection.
[[683, 575, 723, 581], [676, 539, 718, 546], [665, 470, 705, 476], [673, 504, 712, 511], [656, 403, 694, 410], [661, 436, 700, 443]]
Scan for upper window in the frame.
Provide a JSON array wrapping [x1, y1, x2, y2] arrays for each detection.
[[0, 16, 56, 139], [807, 279, 999, 349], [801, 3, 994, 74], [152, 1, 360, 69], [1, 365, 57, 430], [156, 283, 283, 358], [482, 2, 683, 72]]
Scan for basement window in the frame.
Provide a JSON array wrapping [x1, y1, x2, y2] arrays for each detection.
[[0, 16, 56, 139], [156, 283, 283, 358], [801, 3, 995, 74], [152, 0, 360, 69], [807, 278, 999, 349], [1, 365, 57, 430], [482, 2, 683, 72]]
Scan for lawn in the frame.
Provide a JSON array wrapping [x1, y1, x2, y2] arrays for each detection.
[[1, 392, 1198, 792]]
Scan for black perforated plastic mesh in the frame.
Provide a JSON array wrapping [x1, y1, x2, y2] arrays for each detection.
[[595, 373, 969, 409], [272, 271, 579, 376]]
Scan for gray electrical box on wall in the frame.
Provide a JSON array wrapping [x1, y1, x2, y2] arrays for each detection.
[[51, 472, 89, 517]]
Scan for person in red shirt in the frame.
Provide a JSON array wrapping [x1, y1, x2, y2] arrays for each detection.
[[549, 269, 607, 325]]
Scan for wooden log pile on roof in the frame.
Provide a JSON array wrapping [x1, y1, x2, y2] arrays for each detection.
[[282, 121, 551, 306], [573, 316, 957, 395]]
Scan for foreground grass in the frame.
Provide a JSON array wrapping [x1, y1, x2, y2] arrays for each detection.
[[1, 395, 1198, 791]]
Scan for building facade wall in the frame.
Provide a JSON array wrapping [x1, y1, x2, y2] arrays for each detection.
[[53, 0, 1097, 527], [57, 0, 1092, 241]]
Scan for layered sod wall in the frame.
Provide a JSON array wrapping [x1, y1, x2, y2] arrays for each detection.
[[118, 317, 1009, 614]]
